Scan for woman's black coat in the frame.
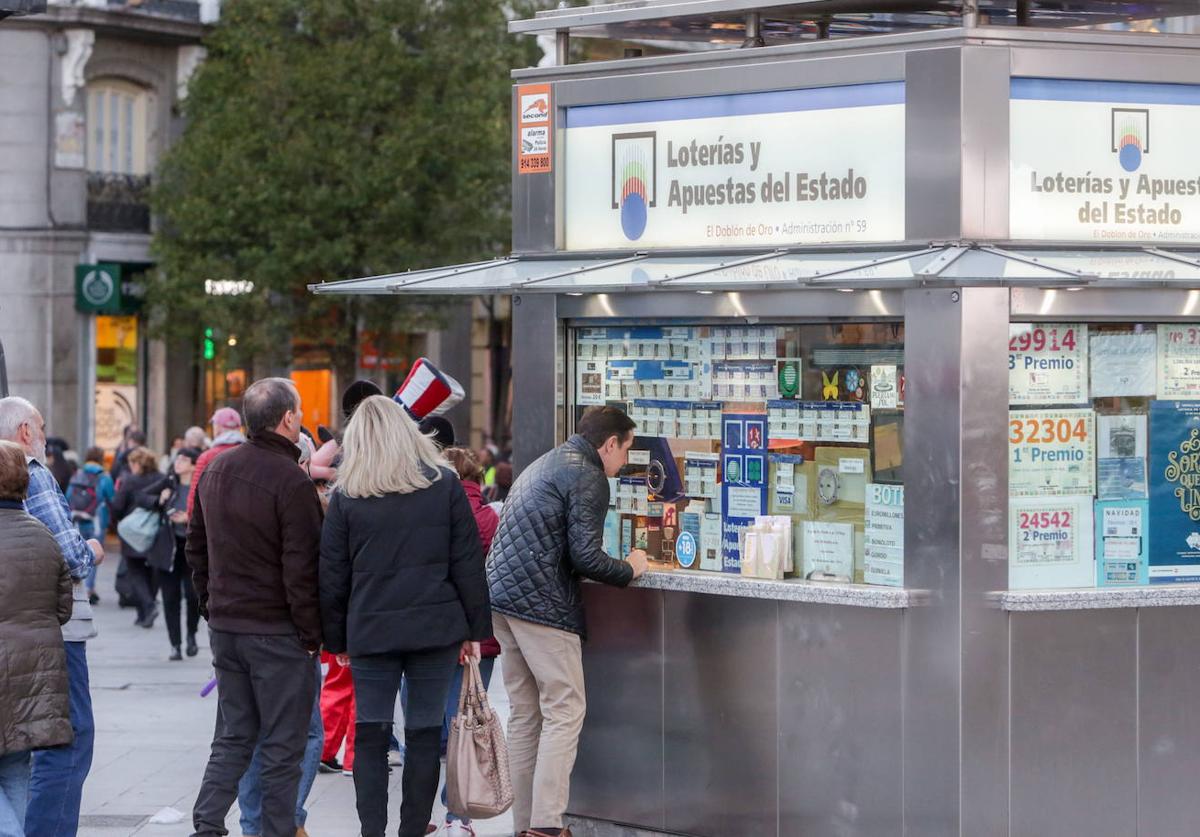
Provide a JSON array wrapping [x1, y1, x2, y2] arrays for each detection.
[[319, 466, 492, 657]]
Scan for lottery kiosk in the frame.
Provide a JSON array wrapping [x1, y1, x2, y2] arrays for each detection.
[[313, 4, 1200, 835]]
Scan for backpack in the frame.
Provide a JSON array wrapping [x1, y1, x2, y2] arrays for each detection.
[[67, 469, 102, 521]]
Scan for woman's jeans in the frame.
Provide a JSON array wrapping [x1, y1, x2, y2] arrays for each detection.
[[351, 645, 459, 837], [441, 657, 496, 824], [238, 658, 324, 833], [157, 539, 200, 648], [0, 750, 30, 837]]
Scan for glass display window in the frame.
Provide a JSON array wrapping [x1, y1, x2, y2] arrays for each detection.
[[1006, 322, 1200, 589], [569, 321, 905, 586]]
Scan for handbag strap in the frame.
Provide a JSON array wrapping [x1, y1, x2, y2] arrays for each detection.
[[470, 657, 492, 714], [457, 658, 473, 718], [464, 656, 488, 721]]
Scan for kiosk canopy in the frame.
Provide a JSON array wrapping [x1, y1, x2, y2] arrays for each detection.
[[309, 246, 1200, 296]]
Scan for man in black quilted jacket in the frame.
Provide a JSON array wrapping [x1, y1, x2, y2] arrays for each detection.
[[487, 405, 648, 837]]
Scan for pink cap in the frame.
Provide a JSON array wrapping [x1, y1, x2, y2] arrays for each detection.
[[210, 407, 242, 429]]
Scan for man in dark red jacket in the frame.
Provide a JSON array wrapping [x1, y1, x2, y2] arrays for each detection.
[[186, 378, 323, 837]]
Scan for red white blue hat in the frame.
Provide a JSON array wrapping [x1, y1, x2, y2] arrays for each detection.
[[393, 358, 464, 420]]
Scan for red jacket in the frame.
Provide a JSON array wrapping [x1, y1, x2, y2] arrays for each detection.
[[187, 441, 241, 517], [463, 480, 501, 657]]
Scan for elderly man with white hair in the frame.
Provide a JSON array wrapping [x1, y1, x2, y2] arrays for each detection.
[[0, 396, 105, 837]]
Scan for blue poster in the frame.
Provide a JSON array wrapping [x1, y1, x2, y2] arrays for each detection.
[[1148, 401, 1200, 583], [720, 412, 768, 574]]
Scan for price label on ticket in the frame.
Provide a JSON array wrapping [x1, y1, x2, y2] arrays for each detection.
[[1009, 323, 1088, 405], [1009, 408, 1095, 497]]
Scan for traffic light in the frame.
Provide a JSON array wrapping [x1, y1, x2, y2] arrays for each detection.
[[203, 328, 214, 360]]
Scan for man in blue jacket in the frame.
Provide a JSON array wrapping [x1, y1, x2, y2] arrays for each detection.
[[486, 406, 648, 837]]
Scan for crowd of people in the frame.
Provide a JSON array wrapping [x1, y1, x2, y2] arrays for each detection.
[[0, 372, 648, 837]]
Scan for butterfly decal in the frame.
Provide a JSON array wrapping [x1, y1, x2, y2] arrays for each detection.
[[822, 371, 839, 400]]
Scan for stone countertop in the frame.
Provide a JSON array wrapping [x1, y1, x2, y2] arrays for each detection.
[[627, 569, 920, 608], [999, 584, 1200, 611]]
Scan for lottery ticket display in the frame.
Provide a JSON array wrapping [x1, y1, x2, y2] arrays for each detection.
[[1007, 321, 1200, 589], [572, 323, 905, 584]]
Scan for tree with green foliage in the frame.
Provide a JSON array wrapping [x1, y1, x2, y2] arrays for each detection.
[[150, 0, 542, 377]]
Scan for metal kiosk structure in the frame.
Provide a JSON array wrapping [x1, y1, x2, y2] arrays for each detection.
[[313, 3, 1200, 834]]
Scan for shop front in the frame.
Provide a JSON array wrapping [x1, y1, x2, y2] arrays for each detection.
[[313, 18, 1200, 837]]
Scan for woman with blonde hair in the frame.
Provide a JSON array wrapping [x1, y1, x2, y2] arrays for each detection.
[[319, 396, 491, 837]]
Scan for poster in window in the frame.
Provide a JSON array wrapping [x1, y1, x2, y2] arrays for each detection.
[[1148, 401, 1200, 582], [1008, 495, 1094, 589], [1009, 323, 1088, 405], [1008, 409, 1095, 497], [720, 412, 768, 574], [1157, 325, 1200, 400], [1090, 331, 1155, 397], [1094, 500, 1149, 587]]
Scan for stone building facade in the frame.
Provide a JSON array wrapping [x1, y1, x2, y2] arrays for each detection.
[[0, 0, 214, 452]]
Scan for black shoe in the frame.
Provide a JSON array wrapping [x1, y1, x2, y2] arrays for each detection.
[[319, 757, 343, 774], [186, 635, 199, 657], [88, 591, 99, 606], [141, 605, 159, 629], [169, 646, 182, 661]]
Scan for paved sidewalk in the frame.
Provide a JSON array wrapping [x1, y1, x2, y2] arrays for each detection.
[[78, 550, 515, 837]]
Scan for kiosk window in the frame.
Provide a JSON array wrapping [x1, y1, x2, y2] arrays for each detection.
[[1007, 322, 1200, 589], [570, 322, 905, 586]]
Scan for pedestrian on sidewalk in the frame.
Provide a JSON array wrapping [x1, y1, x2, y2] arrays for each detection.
[[110, 426, 144, 484], [187, 407, 246, 516], [66, 447, 114, 606], [318, 652, 356, 776], [138, 447, 202, 660], [0, 440, 74, 836], [110, 446, 165, 629], [436, 446, 501, 837], [486, 406, 649, 837], [319, 396, 491, 837], [187, 378, 323, 837], [0, 397, 105, 837]]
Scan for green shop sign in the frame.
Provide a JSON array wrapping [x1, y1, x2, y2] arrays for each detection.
[[75, 263, 143, 314]]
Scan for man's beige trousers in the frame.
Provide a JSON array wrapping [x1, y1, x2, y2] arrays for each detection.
[[492, 612, 587, 832]]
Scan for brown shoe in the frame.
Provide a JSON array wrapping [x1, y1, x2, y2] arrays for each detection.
[[296, 828, 309, 837]]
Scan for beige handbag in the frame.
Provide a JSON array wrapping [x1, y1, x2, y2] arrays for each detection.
[[446, 656, 513, 819]]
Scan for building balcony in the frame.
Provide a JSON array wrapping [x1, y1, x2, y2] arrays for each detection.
[[49, 0, 201, 23], [0, 1, 47, 19], [87, 172, 151, 234]]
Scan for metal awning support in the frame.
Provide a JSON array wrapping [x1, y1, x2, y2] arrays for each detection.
[[805, 246, 947, 284], [516, 255, 648, 288], [1144, 248, 1200, 270], [654, 250, 790, 285], [975, 246, 1094, 279], [913, 245, 968, 277]]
